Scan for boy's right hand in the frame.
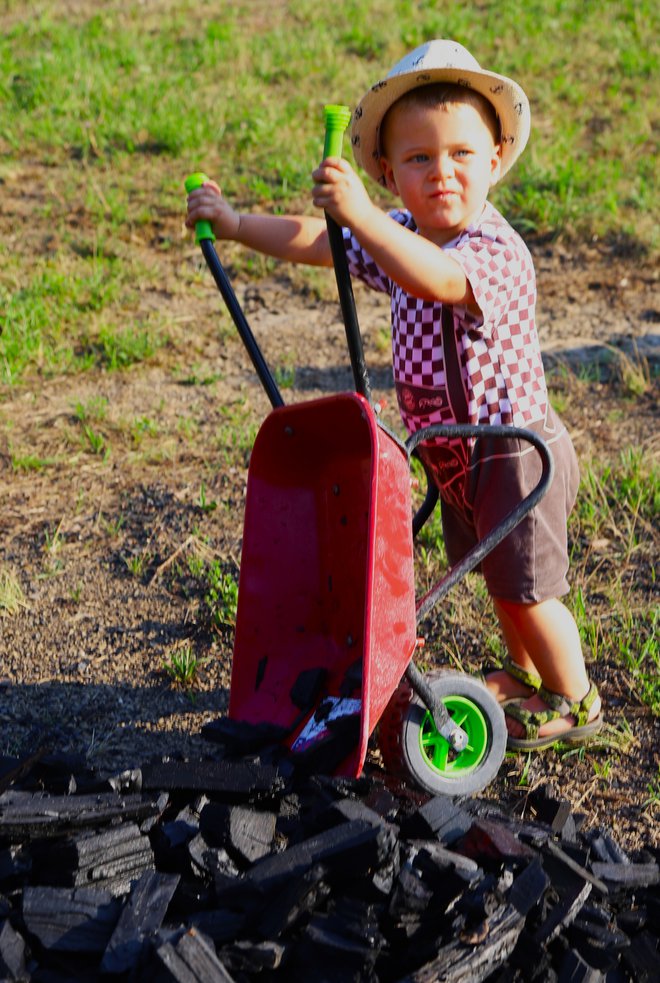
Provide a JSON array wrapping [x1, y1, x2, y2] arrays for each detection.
[[185, 179, 241, 241]]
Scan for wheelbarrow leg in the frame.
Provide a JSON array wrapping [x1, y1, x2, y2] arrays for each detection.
[[405, 661, 469, 752]]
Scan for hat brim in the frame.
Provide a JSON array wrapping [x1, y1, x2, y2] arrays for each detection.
[[351, 65, 530, 185]]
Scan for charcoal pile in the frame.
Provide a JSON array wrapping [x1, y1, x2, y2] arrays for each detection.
[[0, 743, 658, 983]]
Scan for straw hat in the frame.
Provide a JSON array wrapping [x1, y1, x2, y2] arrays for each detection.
[[351, 39, 530, 185]]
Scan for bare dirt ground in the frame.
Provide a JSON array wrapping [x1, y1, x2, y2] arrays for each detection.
[[1, 193, 658, 851]]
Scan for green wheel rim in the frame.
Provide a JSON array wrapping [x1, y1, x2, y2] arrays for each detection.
[[419, 695, 489, 776]]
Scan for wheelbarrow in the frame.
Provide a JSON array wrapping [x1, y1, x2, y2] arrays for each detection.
[[184, 108, 554, 796]]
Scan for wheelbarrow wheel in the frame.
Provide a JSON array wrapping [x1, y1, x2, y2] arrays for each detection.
[[377, 671, 507, 796]]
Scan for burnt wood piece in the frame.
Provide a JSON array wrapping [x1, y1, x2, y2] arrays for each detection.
[[0, 844, 31, 887], [325, 895, 386, 949], [528, 787, 577, 841], [363, 781, 400, 822], [620, 928, 660, 980], [557, 947, 607, 982], [187, 833, 241, 892], [566, 909, 630, 973], [254, 863, 331, 940], [161, 802, 202, 850], [458, 818, 535, 863], [507, 856, 550, 916], [200, 718, 291, 754], [297, 912, 381, 975], [0, 749, 47, 795], [31, 821, 154, 896], [100, 870, 180, 975], [189, 908, 247, 945], [586, 828, 631, 864], [199, 802, 277, 865], [107, 768, 144, 795], [141, 759, 284, 799], [398, 902, 525, 983], [388, 843, 477, 939], [0, 789, 164, 839], [410, 840, 481, 879], [590, 860, 659, 887], [25, 751, 96, 794], [467, 802, 553, 849], [244, 817, 397, 893], [219, 938, 285, 973], [0, 918, 27, 980], [545, 839, 610, 895], [316, 795, 388, 831], [153, 928, 237, 981], [22, 885, 121, 953], [401, 795, 474, 846], [533, 880, 593, 946]]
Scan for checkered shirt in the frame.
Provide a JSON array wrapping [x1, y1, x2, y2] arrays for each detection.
[[343, 203, 548, 437]]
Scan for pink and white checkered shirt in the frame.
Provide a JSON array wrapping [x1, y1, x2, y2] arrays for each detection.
[[344, 202, 548, 437]]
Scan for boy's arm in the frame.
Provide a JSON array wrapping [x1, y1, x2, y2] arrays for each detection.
[[186, 179, 332, 267], [313, 160, 475, 308], [349, 210, 474, 306], [235, 212, 333, 267]]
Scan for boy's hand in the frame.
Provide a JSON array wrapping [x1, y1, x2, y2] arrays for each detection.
[[312, 158, 375, 229], [185, 179, 241, 240]]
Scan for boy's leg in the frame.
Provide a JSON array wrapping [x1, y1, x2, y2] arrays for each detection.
[[490, 597, 601, 739], [485, 601, 541, 702]]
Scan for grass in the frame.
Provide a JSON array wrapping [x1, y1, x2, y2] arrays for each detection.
[[0, 2, 657, 755], [0, 0, 657, 383], [162, 643, 208, 691], [0, 566, 27, 616]]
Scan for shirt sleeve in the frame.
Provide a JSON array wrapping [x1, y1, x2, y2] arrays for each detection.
[[342, 210, 413, 295], [445, 230, 522, 336]]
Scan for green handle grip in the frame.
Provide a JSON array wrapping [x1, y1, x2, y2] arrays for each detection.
[[323, 104, 352, 159], [184, 171, 215, 243]]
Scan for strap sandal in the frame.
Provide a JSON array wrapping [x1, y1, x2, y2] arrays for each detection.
[[482, 655, 542, 706], [505, 681, 603, 752]]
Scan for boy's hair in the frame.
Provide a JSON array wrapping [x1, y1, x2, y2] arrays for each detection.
[[380, 82, 501, 156]]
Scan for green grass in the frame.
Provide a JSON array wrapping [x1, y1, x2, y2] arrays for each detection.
[[565, 446, 659, 714], [0, 566, 27, 616], [162, 642, 209, 691], [1, 1, 655, 224], [1, 1, 657, 382], [0, 2, 657, 732]]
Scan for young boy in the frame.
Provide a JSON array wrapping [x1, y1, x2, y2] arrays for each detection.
[[186, 39, 602, 750]]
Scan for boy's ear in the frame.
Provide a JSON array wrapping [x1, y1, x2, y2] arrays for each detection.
[[380, 158, 399, 196], [490, 144, 503, 186]]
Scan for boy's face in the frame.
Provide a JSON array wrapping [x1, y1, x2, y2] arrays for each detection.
[[380, 100, 502, 246]]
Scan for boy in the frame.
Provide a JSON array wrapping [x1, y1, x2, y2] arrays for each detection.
[[186, 39, 602, 750]]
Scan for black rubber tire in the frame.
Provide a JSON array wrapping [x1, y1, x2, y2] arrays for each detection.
[[377, 671, 507, 796]]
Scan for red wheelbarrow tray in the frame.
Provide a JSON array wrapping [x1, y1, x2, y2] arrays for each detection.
[[228, 391, 418, 779]]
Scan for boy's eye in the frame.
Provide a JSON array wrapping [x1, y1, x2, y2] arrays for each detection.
[[454, 149, 471, 158]]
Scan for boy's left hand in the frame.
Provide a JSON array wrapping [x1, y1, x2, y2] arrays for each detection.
[[312, 158, 375, 229]]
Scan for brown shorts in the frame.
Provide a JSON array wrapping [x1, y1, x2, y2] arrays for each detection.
[[422, 406, 580, 604]]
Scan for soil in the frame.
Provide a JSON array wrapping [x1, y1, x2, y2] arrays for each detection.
[[1, 194, 658, 853]]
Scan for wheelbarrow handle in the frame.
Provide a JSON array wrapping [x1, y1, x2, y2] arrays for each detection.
[[322, 107, 373, 403], [184, 173, 284, 410], [412, 459, 441, 539], [407, 423, 555, 622]]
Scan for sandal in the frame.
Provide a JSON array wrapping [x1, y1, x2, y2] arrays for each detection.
[[505, 681, 603, 752], [482, 656, 542, 706]]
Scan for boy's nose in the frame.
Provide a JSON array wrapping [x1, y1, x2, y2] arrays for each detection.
[[432, 154, 454, 180]]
